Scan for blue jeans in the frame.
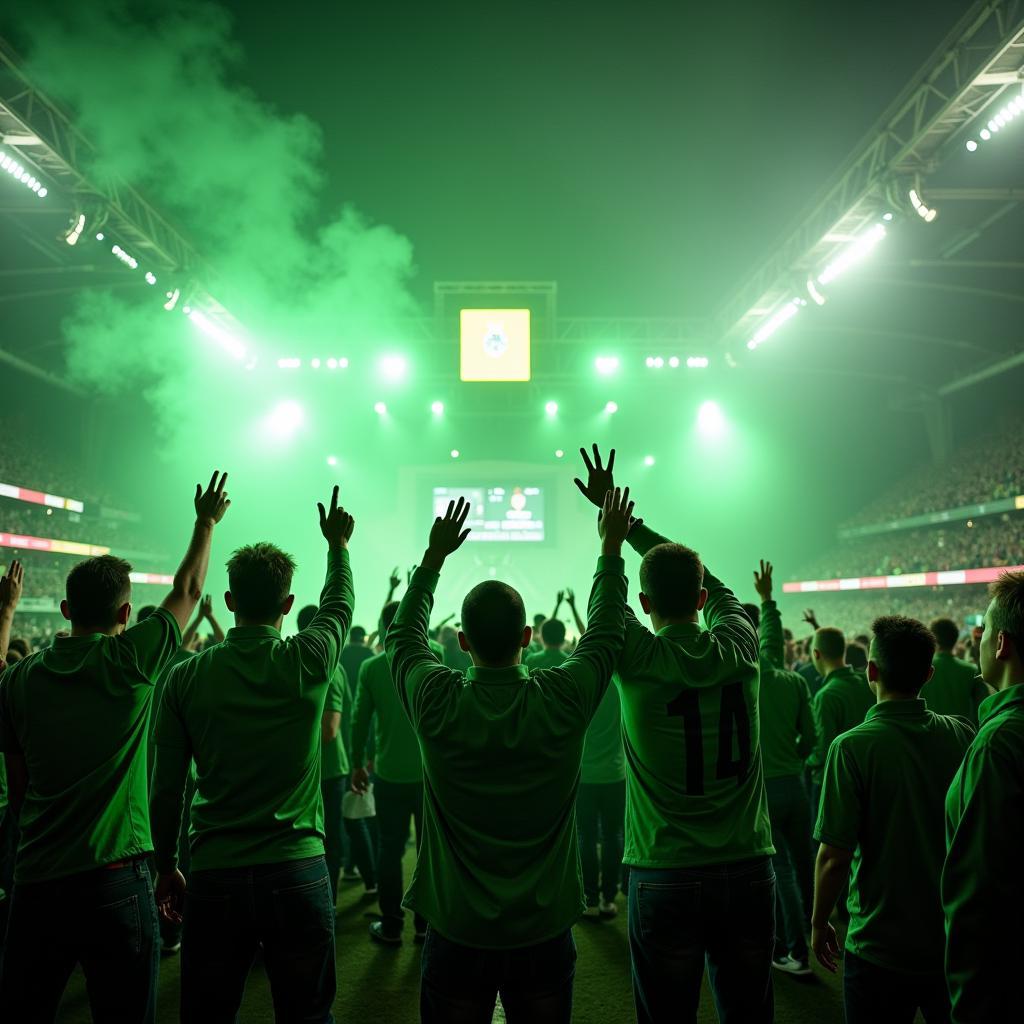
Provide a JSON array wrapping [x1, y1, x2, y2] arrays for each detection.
[[765, 774, 814, 959], [374, 776, 426, 936], [181, 855, 335, 1023], [843, 951, 950, 1023], [628, 857, 775, 1024], [0, 858, 159, 1023], [420, 927, 576, 1023]]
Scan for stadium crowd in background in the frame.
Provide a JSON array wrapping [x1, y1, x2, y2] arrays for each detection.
[[0, 447, 1021, 1024]]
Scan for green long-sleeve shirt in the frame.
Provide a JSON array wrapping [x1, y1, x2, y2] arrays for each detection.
[[807, 666, 874, 784], [150, 547, 353, 873], [615, 523, 774, 868], [350, 651, 422, 783], [386, 554, 627, 949], [943, 684, 1024, 1022], [758, 599, 816, 779]]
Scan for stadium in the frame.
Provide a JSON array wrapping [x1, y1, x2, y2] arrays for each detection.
[[0, 2, 1022, 1022]]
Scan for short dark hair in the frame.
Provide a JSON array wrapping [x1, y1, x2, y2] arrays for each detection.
[[846, 641, 868, 671], [639, 543, 704, 619], [6, 637, 30, 659], [226, 543, 296, 621], [742, 603, 761, 630], [65, 555, 133, 628], [854, 634, 870, 649], [136, 605, 157, 623], [533, 613, 546, 627], [296, 604, 318, 631], [541, 618, 566, 646], [380, 601, 399, 636], [462, 581, 526, 665], [350, 626, 367, 644], [871, 615, 936, 693], [990, 571, 1024, 646], [930, 617, 960, 651], [813, 627, 846, 661]]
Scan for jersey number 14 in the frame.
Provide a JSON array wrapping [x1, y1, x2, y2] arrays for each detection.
[[666, 682, 751, 796]]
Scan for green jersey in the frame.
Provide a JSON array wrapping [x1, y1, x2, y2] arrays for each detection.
[[524, 647, 568, 671], [0, 609, 181, 883], [815, 700, 974, 974], [616, 524, 774, 868], [758, 600, 816, 779], [351, 651, 422, 783], [387, 555, 627, 949], [581, 684, 625, 784], [807, 666, 874, 785], [150, 548, 353, 873], [321, 665, 350, 781], [943, 685, 1024, 1022], [924, 653, 988, 725]]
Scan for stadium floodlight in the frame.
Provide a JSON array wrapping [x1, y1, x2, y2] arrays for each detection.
[[431, 400, 445, 416], [686, 356, 709, 369], [555, 449, 564, 458], [817, 222, 887, 286], [595, 355, 620, 376], [645, 356, 655, 368], [96, 232, 105, 241], [668, 356, 680, 368], [653, 357, 664, 368], [380, 354, 407, 380], [908, 188, 937, 223], [747, 297, 804, 350], [644, 455, 655, 466], [276, 357, 301, 369], [326, 358, 338, 369], [979, 128, 991, 140], [266, 400, 304, 440], [604, 401, 618, 414], [450, 449, 460, 459], [145, 272, 156, 285], [188, 309, 246, 361], [63, 213, 86, 246], [374, 401, 387, 415], [969, 89, 1023, 150], [697, 400, 726, 439], [326, 455, 338, 467], [0, 149, 47, 198], [311, 358, 321, 369], [965, 139, 978, 152], [163, 288, 180, 311], [545, 401, 559, 416], [111, 244, 139, 269]]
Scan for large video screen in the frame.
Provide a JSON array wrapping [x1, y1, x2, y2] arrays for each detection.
[[433, 485, 544, 542], [459, 309, 531, 381]]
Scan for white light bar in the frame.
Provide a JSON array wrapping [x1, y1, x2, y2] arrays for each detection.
[[817, 223, 887, 286], [747, 297, 805, 351], [188, 310, 246, 361], [0, 148, 48, 197]]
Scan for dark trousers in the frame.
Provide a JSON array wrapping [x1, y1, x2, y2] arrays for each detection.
[[342, 815, 378, 887], [321, 775, 346, 903], [628, 857, 775, 1024], [157, 773, 195, 950], [374, 776, 426, 936], [843, 951, 950, 1024], [576, 780, 626, 904], [0, 808, 18, 964], [420, 927, 576, 1024], [0, 859, 158, 1023], [765, 774, 814, 959], [181, 855, 335, 1024]]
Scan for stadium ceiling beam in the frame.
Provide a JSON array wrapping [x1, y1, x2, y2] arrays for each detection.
[[714, 0, 1024, 349], [938, 348, 1024, 395], [862, 276, 1024, 304], [925, 187, 1024, 201], [807, 324, 998, 356], [0, 344, 85, 396]]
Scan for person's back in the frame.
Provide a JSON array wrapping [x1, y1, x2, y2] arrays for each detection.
[[386, 487, 633, 1022], [813, 617, 976, 1022], [525, 618, 569, 672], [924, 620, 989, 724]]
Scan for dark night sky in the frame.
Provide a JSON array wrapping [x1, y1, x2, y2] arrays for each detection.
[[222, 0, 973, 316]]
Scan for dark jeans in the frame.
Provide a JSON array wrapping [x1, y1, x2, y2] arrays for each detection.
[[181, 855, 336, 1023], [765, 774, 814, 959], [321, 775, 346, 903], [0, 859, 158, 1023], [343, 815, 378, 888], [0, 808, 18, 963], [628, 857, 775, 1024], [374, 776, 426, 936], [576, 780, 626, 904], [843, 951, 950, 1024], [156, 772, 195, 950], [420, 927, 576, 1024]]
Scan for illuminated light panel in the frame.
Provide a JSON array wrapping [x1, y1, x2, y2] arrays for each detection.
[[65, 213, 86, 246], [782, 563, 1024, 593], [129, 572, 175, 586], [188, 310, 246, 361], [111, 244, 139, 269], [163, 288, 180, 312], [686, 356, 709, 369], [0, 481, 85, 513], [909, 188, 937, 223], [747, 297, 804, 350], [460, 308, 531, 381], [595, 355, 620, 376], [380, 354, 408, 380], [0, 532, 110, 557], [0, 149, 47, 198], [817, 222, 887, 286], [697, 400, 726, 438]]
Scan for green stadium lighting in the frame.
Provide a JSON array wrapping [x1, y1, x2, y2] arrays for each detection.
[[266, 400, 304, 440], [380, 354, 407, 380], [604, 401, 618, 414], [545, 401, 559, 416], [644, 455, 655, 466], [595, 355, 620, 376], [326, 455, 338, 467], [555, 449, 564, 458], [374, 401, 387, 415], [697, 400, 725, 439], [431, 400, 445, 416], [450, 449, 460, 459]]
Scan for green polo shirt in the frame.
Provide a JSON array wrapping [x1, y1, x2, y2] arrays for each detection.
[[923, 652, 988, 725], [351, 651, 422, 784], [615, 524, 774, 868], [758, 600, 815, 779], [807, 666, 874, 785], [815, 699, 974, 974], [151, 548, 353, 873], [0, 609, 181, 883], [386, 555, 627, 949], [321, 665, 350, 782], [525, 647, 567, 671], [943, 684, 1024, 1022], [581, 685, 625, 784]]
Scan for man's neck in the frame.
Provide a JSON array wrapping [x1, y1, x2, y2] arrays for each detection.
[[875, 686, 921, 703], [650, 613, 699, 633], [820, 661, 846, 677], [69, 624, 120, 638], [234, 617, 283, 631], [937, 648, 955, 656], [995, 671, 1024, 692]]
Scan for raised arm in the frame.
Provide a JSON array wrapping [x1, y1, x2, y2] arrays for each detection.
[[161, 472, 231, 633], [796, 677, 817, 761], [349, 659, 375, 793], [203, 594, 226, 644], [565, 588, 586, 636], [754, 560, 784, 669], [0, 559, 24, 662]]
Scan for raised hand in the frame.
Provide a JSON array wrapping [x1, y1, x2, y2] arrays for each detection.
[[194, 471, 230, 525], [388, 567, 401, 593], [0, 559, 24, 609], [199, 594, 214, 620], [565, 587, 576, 607], [573, 444, 616, 508], [318, 485, 356, 548], [426, 497, 472, 561], [597, 486, 635, 550], [803, 608, 819, 630], [555, 590, 565, 606], [753, 560, 774, 602]]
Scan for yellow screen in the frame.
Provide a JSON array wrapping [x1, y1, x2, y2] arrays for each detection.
[[460, 309, 531, 381]]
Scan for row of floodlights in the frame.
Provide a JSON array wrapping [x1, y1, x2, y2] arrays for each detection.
[[0, 149, 47, 197], [965, 91, 1024, 151]]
